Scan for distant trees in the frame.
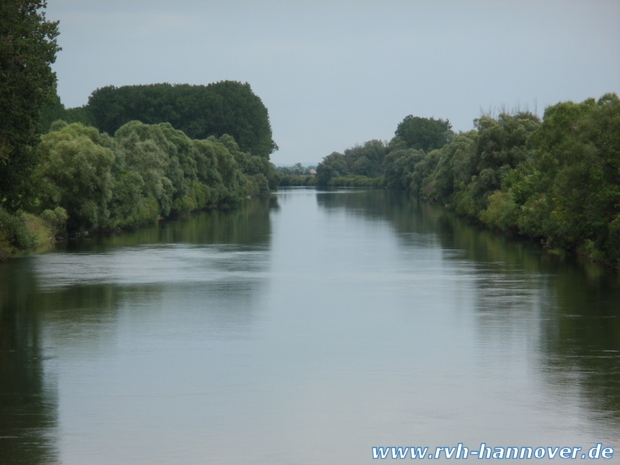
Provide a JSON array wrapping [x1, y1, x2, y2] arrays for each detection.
[[394, 115, 453, 152], [58, 81, 279, 159], [315, 140, 389, 187], [315, 95, 620, 268], [278, 163, 316, 176], [0, 0, 60, 209], [277, 163, 317, 186], [314, 117, 455, 188]]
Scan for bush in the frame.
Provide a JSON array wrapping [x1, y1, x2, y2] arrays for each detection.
[[479, 191, 518, 232], [40, 207, 68, 239], [131, 197, 160, 225], [172, 195, 198, 215], [0, 209, 37, 250]]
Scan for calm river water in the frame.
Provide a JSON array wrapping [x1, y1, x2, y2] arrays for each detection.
[[1, 189, 619, 464]]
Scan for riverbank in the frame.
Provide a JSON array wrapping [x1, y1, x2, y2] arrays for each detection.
[[0, 194, 268, 261], [315, 94, 620, 271], [0, 118, 281, 261]]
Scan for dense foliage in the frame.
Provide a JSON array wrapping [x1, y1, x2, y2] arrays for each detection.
[[394, 115, 453, 152], [49, 82, 278, 159], [316, 96, 620, 268], [0, 1, 282, 258], [2, 1, 617, 271], [1, 115, 280, 257], [315, 140, 390, 188], [32, 121, 280, 232], [0, 0, 60, 209]]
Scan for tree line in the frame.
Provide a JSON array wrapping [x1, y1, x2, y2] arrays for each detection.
[[316, 95, 620, 268], [1, 118, 281, 258], [0, 1, 282, 259], [43, 81, 278, 159], [277, 163, 317, 187]]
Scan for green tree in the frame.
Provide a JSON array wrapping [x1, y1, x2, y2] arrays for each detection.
[[34, 123, 115, 230], [114, 121, 177, 216], [529, 94, 620, 256], [85, 81, 277, 158], [0, 0, 60, 208], [394, 115, 452, 152], [343, 140, 388, 178], [463, 112, 540, 211], [382, 148, 425, 191], [40, 94, 96, 131], [424, 130, 478, 202], [315, 152, 347, 186]]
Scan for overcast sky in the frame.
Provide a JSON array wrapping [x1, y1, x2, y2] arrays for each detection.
[[46, 0, 620, 165]]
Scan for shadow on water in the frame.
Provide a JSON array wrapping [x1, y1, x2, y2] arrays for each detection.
[[316, 189, 620, 433]]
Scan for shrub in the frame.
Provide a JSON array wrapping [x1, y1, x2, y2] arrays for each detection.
[[0, 209, 37, 250]]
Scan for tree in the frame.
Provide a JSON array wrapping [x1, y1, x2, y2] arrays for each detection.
[[34, 123, 115, 230], [0, 0, 60, 209], [394, 115, 452, 152], [529, 94, 620, 254], [315, 152, 347, 186], [85, 81, 278, 159], [343, 140, 388, 178]]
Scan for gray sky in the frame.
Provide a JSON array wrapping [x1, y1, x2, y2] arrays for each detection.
[[47, 0, 620, 165]]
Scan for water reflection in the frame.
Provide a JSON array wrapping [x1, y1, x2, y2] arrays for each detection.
[[316, 188, 620, 437], [0, 260, 59, 465], [3, 189, 620, 464], [62, 194, 278, 252], [539, 269, 620, 432], [0, 196, 277, 465]]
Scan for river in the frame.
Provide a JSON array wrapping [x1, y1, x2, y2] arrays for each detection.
[[1, 188, 619, 464]]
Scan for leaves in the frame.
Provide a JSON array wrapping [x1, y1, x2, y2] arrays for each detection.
[[394, 115, 452, 152], [0, 0, 60, 208], [85, 81, 277, 159], [315, 94, 620, 266], [32, 121, 279, 232]]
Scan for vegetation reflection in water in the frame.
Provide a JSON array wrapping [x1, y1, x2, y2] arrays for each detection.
[[0, 196, 277, 465], [0, 259, 59, 465], [317, 189, 620, 435], [0, 190, 619, 464]]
